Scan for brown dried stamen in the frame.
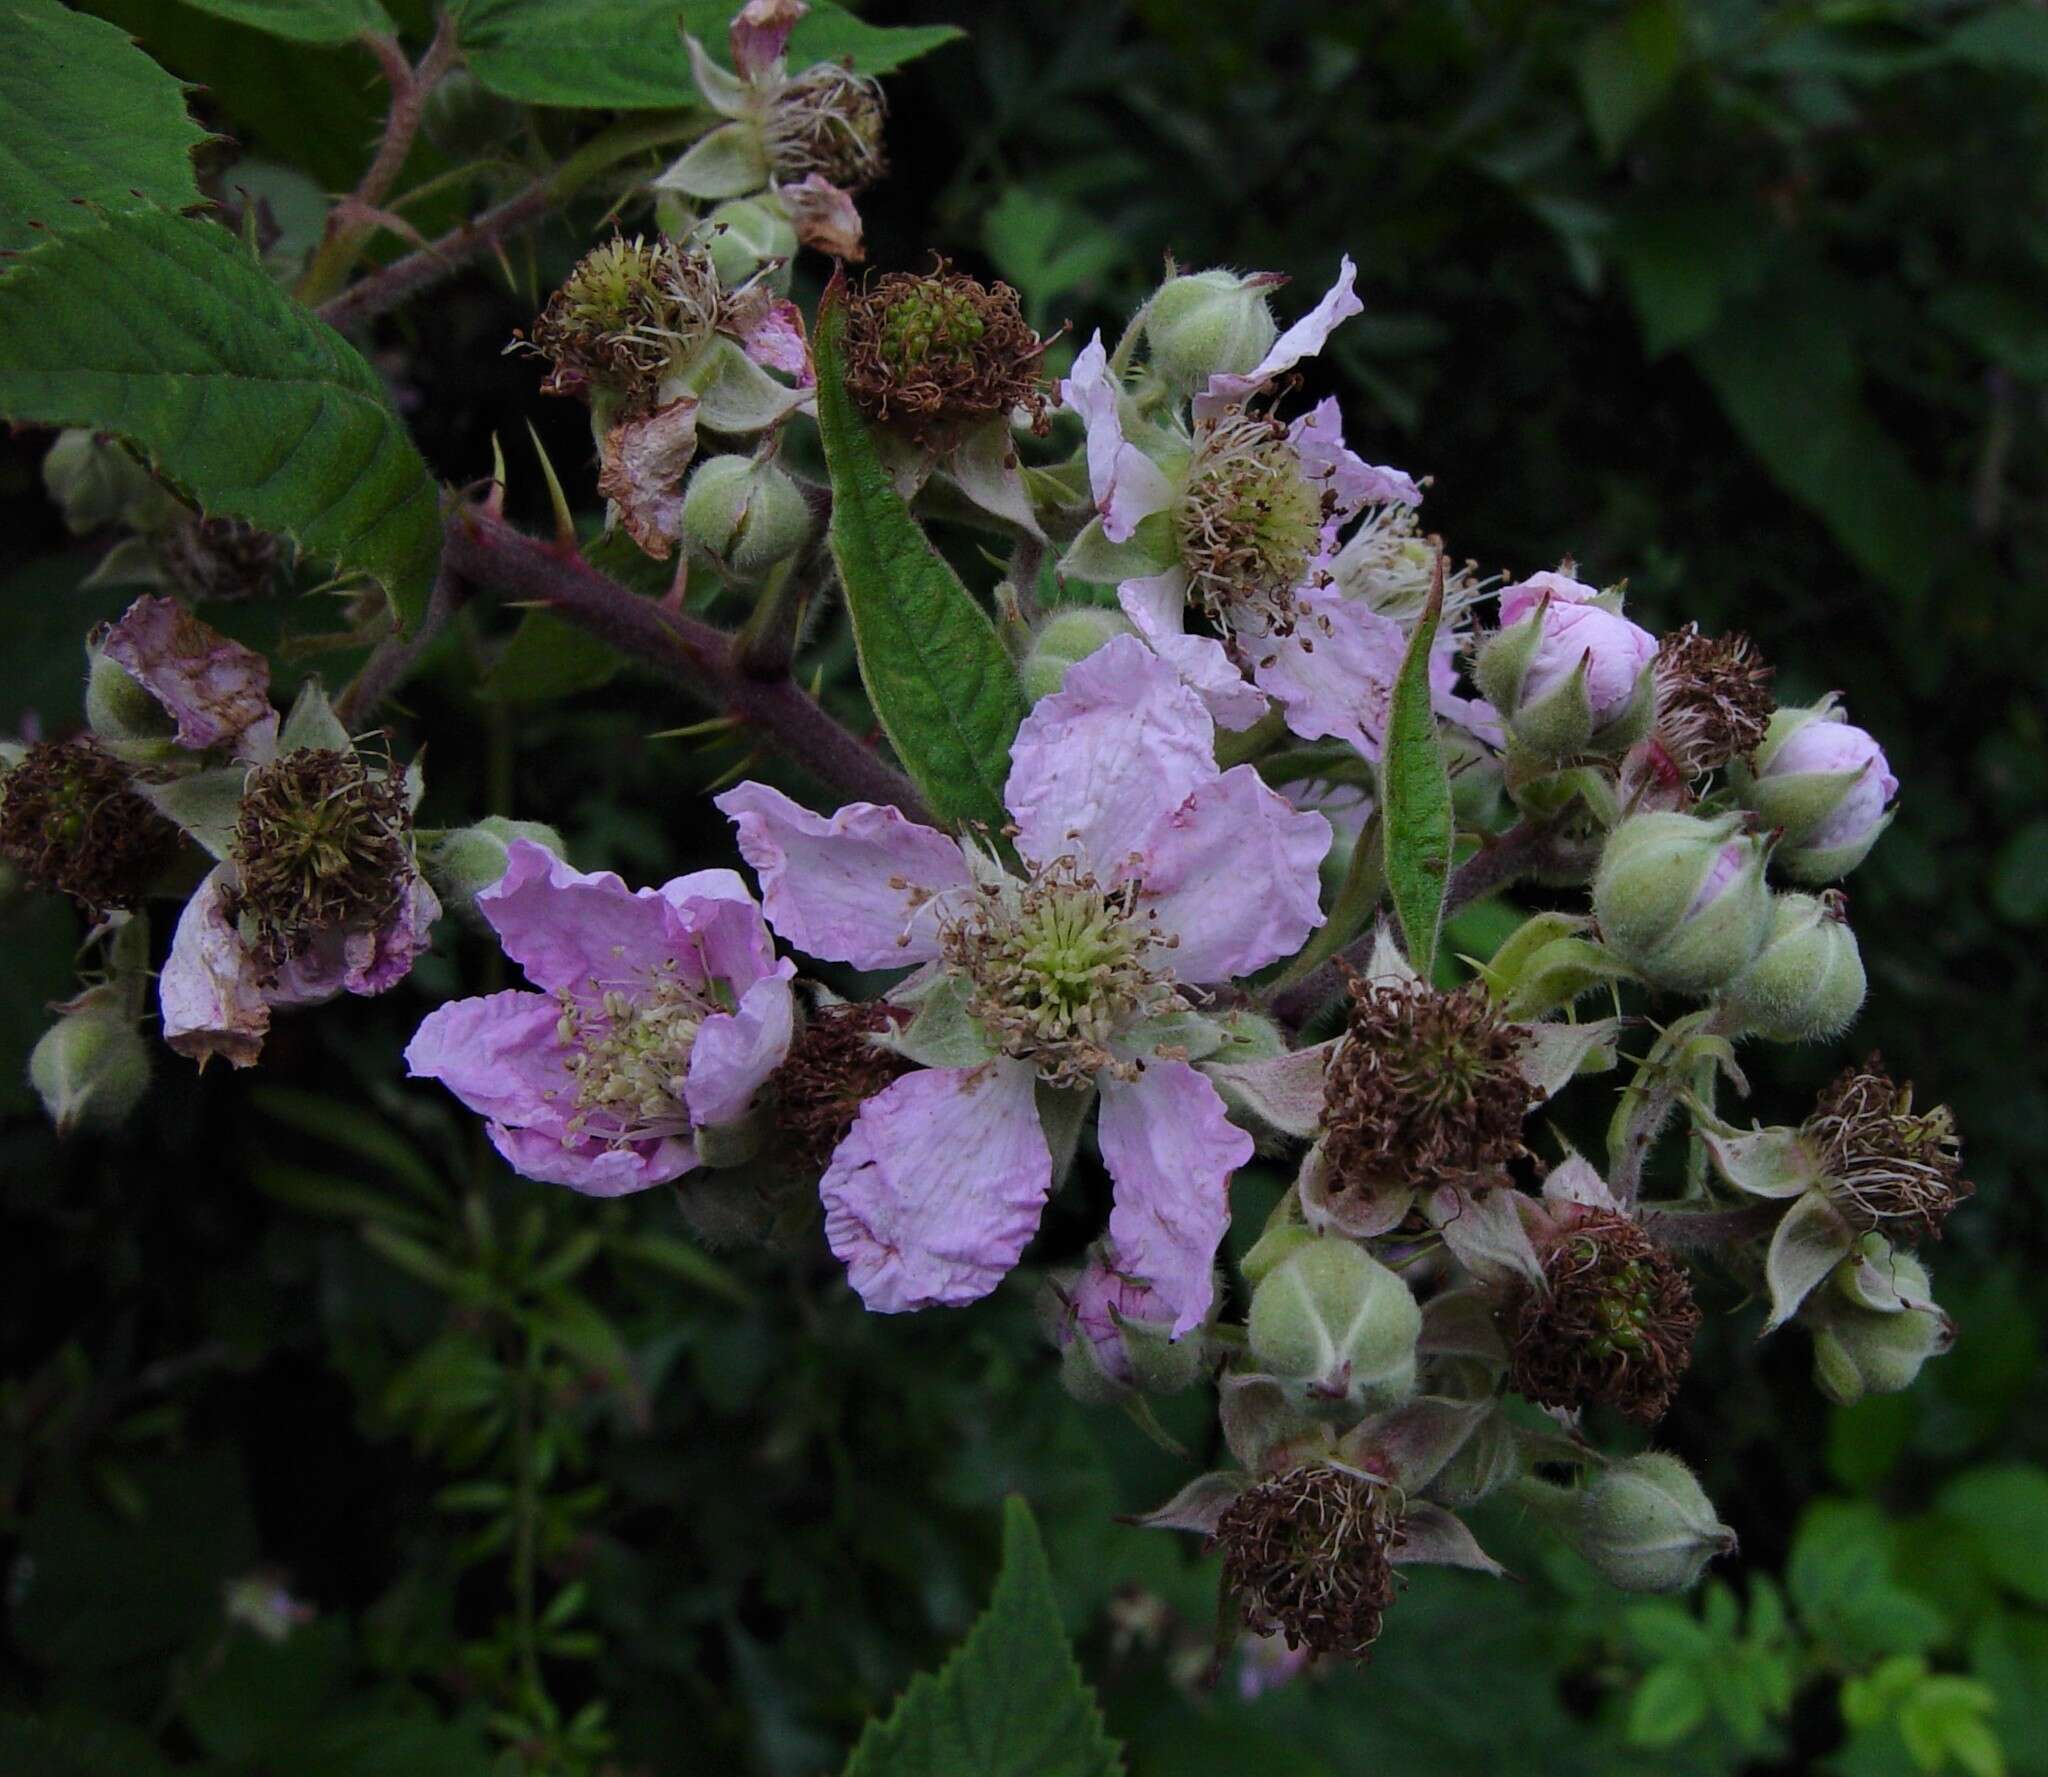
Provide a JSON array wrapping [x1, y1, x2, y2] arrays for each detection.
[[1209, 1464, 1403, 1661], [1502, 1210, 1699, 1425], [762, 62, 887, 190], [1320, 977, 1536, 1200], [1651, 624, 1775, 776], [841, 261, 1050, 445], [0, 737, 179, 913], [1806, 1055, 1969, 1242], [773, 1000, 915, 1172], [229, 746, 410, 968], [155, 512, 285, 604], [518, 236, 722, 409]]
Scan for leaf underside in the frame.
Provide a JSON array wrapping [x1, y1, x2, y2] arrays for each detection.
[[1380, 566, 1455, 978]]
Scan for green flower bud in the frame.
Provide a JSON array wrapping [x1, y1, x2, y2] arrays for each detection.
[[1568, 1453, 1736, 1594], [84, 639, 176, 747], [423, 818, 567, 928], [1145, 269, 1281, 392], [421, 69, 524, 161], [1725, 892, 1866, 1043], [1592, 811, 1773, 995], [1019, 607, 1135, 701], [1042, 1249, 1205, 1404], [1246, 1236, 1420, 1422], [680, 455, 812, 579], [1806, 1245, 1952, 1406], [30, 999, 151, 1136], [42, 428, 166, 535], [701, 196, 798, 289]]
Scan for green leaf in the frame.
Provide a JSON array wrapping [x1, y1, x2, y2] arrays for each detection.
[[0, 0, 210, 254], [177, 0, 391, 41], [252, 1084, 447, 1201], [1379, 569, 1453, 979], [1576, 0, 1687, 159], [1625, 1662, 1709, 1748], [459, 0, 962, 110], [813, 276, 1025, 833], [1938, 1465, 2048, 1606], [481, 609, 622, 703], [1945, 9, 2048, 81], [841, 1497, 1122, 1777], [0, 210, 442, 629], [181, 1617, 352, 1762], [0, 1715, 178, 1777], [1932, 287, 2048, 382]]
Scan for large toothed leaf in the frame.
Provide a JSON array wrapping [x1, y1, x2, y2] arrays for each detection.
[[175, 0, 393, 43], [0, 210, 441, 630], [459, 0, 962, 109], [813, 276, 1024, 834], [0, 0, 210, 254], [1380, 564, 1455, 978], [841, 1497, 1122, 1777]]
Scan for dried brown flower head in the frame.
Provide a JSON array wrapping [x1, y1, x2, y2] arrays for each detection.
[[763, 63, 887, 191], [772, 1000, 914, 1172], [1651, 624, 1775, 777], [156, 512, 285, 604], [1806, 1055, 1970, 1242], [1320, 978, 1537, 1205], [841, 262, 1050, 445], [0, 737, 179, 913], [229, 746, 411, 968], [1503, 1209, 1700, 1425], [1210, 1464, 1403, 1661], [520, 236, 722, 409]]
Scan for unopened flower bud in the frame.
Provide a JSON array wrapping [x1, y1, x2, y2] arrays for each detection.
[[1475, 571, 1657, 759], [30, 997, 151, 1136], [1019, 607, 1134, 702], [85, 640, 176, 747], [1042, 1247, 1203, 1403], [1247, 1237, 1420, 1421], [423, 818, 567, 927], [842, 263, 1050, 446], [700, 195, 798, 287], [680, 455, 812, 578], [1806, 1243, 1953, 1405], [1566, 1453, 1736, 1593], [42, 428, 164, 535], [1738, 699, 1897, 883], [1144, 268, 1281, 392], [1725, 892, 1867, 1043], [1593, 810, 1773, 995], [420, 68, 524, 161]]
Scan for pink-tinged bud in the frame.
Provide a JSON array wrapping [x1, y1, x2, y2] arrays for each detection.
[[1042, 1246, 1202, 1402], [1476, 571, 1657, 758], [1592, 810, 1774, 994], [1739, 698, 1897, 883]]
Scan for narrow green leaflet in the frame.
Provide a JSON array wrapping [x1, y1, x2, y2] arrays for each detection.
[[0, 0, 209, 254], [1380, 566, 1454, 979], [813, 277, 1024, 833], [176, 0, 394, 44], [841, 1498, 1123, 1777], [0, 211, 441, 630], [459, 0, 962, 109]]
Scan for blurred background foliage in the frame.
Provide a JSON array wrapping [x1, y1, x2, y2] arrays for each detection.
[[3, 0, 2046, 1773]]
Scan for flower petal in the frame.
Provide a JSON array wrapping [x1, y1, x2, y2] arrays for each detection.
[[489, 1122, 695, 1196], [777, 174, 865, 260], [715, 782, 971, 969], [1004, 633, 1216, 874], [1134, 764, 1330, 982], [1118, 571, 1270, 730], [660, 867, 780, 988], [820, 1060, 1052, 1312], [733, 293, 814, 385], [1060, 332, 1175, 541], [102, 594, 277, 760], [160, 863, 271, 1069], [685, 964, 797, 1127], [480, 839, 688, 998], [729, 0, 804, 81], [404, 988, 571, 1129], [596, 397, 701, 560], [1196, 256, 1362, 417], [1100, 1059, 1250, 1335], [1246, 583, 1405, 757], [1290, 398, 1421, 513]]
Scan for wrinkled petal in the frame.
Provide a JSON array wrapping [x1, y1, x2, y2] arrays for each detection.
[[821, 1060, 1051, 1311], [1118, 570, 1269, 730], [716, 782, 971, 969], [730, 0, 804, 81], [405, 989, 571, 1129], [1004, 633, 1216, 874], [597, 397, 700, 560], [1247, 583, 1405, 757], [1196, 255, 1361, 417], [1060, 333, 1175, 542], [684, 964, 796, 1127], [102, 594, 277, 760], [344, 870, 439, 996], [661, 867, 780, 988], [481, 839, 690, 998], [732, 292, 814, 385], [1134, 766, 1329, 982], [1100, 1059, 1250, 1335], [1290, 398, 1421, 513], [777, 175, 864, 260], [160, 863, 270, 1068], [490, 1121, 695, 1196]]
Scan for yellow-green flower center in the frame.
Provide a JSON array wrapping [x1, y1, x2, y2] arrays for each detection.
[[555, 970, 725, 1147], [1176, 411, 1326, 635]]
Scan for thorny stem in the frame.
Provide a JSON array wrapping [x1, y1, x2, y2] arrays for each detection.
[[736, 529, 835, 681], [1268, 820, 1599, 1028], [444, 508, 929, 817], [1638, 1201, 1778, 1253], [333, 562, 466, 727]]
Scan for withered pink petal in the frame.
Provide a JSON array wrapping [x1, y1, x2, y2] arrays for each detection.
[[730, 0, 807, 81], [103, 594, 277, 760], [597, 397, 701, 559], [778, 175, 865, 261]]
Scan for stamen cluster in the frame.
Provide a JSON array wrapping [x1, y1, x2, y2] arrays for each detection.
[[522, 236, 723, 408], [554, 970, 720, 1147], [1175, 408, 1327, 637], [1210, 1464, 1403, 1661], [156, 512, 284, 604], [1320, 978, 1535, 1198], [763, 63, 887, 190], [1806, 1056, 1969, 1241], [1503, 1210, 1700, 1424], [0, 737, 178, 913], [1651, 624, 1776, 777], [842, 263, 1049, 444], [230, 746, 411, 968]]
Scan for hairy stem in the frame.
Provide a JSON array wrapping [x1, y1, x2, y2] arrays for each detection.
[[1609, 1006, 1741, 1208], [444, 508, 928, 816], [334, 562, 466, 727]]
